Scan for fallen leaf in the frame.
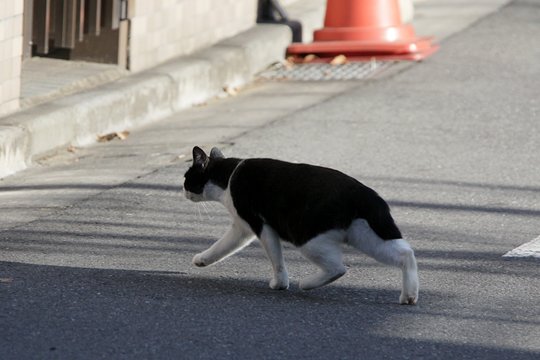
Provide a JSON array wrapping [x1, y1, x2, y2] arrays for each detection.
[[97, 133, 117, 142], [303, 54, 318, 63], [283, 59, 295, 70], [116, 131, 130, 140], [223, 86, 238, 96], [97, 131, 129, 142], [67, 145, 78, 153], [330, 54, 348, 65], [286, 56, 296, 64]]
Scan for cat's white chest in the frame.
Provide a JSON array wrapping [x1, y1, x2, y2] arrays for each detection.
[[203, 180, 242, 222], [219, 185, 254, 234], [220, 186, 238, 217]]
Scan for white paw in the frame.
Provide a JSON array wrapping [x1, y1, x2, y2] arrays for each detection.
[[269, 277, 289, 290], [299, 276, 326, 291], [299, 279, 317, 291], [400, 268, 419, 305], [400, 292, 418, 305], [300, 269, 346, 291], [192, 253, 208, 267]]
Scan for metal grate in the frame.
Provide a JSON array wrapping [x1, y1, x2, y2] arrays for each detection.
[[258, 61, 396, 81]]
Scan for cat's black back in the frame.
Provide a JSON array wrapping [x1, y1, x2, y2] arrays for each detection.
[[229, 159, 401, 246]]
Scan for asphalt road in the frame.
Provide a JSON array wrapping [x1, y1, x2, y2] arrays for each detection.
[[1, 1, 539, 359]]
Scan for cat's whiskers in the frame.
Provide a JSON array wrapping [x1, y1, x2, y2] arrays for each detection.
[[196, 203, 203, 222], [207, 201, 220, 211], [200, 202, 213, 220]]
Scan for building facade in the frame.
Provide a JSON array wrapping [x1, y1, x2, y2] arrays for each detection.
[[0, 1, 24, 115], [0, 0, 302, 117]]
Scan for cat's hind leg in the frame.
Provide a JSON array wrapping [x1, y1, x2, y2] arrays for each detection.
[[193, 221, 254, 267], [299, 231, 347, 290], [347, 219, 419, 305], [259, 225, 289, 290]]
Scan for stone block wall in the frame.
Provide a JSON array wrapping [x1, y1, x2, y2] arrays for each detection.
[[128, 0, 259, 72], [0, 1, 24, 116]]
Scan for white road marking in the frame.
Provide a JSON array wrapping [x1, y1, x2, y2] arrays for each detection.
[[503, 235, 540, 259]]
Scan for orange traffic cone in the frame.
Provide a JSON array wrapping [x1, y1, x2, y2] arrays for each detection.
[[287, 0, 438, 62]]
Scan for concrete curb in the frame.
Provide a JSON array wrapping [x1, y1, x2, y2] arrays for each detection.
[[0, 24, 291, 178]]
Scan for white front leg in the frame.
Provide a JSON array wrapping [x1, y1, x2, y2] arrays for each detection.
[[259, 225, 289, 290], [193, 222, 254, 267]]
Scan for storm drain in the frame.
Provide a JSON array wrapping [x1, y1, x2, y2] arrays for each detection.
[[258, 61, 396, 81]]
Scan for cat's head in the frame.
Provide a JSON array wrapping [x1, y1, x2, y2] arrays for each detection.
[[183, 146, 226, 202]]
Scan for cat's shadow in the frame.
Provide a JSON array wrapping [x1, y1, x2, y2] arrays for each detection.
[[4, 261, 446, 310], [142, 270, 446, 309]]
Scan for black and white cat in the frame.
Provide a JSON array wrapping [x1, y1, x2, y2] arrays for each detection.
[[183, 146, 419, 305]]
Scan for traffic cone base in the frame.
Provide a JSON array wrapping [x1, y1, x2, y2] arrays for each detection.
[[287, 0, 438, 62], [287, 37, 438, 63]]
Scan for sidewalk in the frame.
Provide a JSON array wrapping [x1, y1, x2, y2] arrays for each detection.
[[0, 0, 510, 179], [0, 23, 293, 179]]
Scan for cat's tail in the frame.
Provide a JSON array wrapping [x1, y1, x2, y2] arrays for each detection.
[[346, 219, 419, 305]]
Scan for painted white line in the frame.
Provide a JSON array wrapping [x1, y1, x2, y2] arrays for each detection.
[[503, 235, 540, 259]]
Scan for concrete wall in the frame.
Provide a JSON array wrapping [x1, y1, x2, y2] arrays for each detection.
[[0, 0, 305, 116], [0, 1, 24, 116], [128, 0, 259, 72]]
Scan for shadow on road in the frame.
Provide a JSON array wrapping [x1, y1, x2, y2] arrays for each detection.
[[2, 260, 539, 359]]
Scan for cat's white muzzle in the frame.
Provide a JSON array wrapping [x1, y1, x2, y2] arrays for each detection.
[[184, 189, 204, 202]]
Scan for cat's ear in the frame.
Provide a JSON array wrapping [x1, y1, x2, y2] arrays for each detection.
[[210, 147, 225, 159], [192, 146, 209, 168]]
